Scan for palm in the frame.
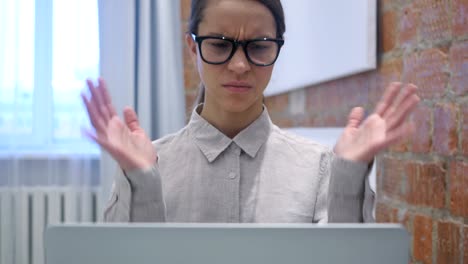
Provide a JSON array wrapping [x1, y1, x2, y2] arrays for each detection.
[[334, 82, 420, 163], [82, 78, 156, 171], [104, 115, 156, 170]]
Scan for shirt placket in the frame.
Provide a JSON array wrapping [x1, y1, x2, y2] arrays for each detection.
[[227, 144, 241, 222]]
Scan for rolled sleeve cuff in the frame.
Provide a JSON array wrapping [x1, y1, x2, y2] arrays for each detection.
[[330, 154, 370, 196], [123, 164, 163, 203]]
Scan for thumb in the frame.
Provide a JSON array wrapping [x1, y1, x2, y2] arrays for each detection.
[[123, 107, 141, 132], [346, 107, 365, 129]]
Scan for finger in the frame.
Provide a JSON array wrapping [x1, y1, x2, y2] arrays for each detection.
[[384, 122, 415, 148], [87, 79, 109, 123], [393, 83, 417, 107], [374, 82, 402, 117], [82, 127, 113, 151], [94, 79, 112, 123], [123, 107, 142, 132], [383, 83, 418, 120], [346, 107, 365, 128], [81, 92, 99, 129], [98, 77, 117, 117], [386, 93, 420, 131], [81, 92, 107, 134]]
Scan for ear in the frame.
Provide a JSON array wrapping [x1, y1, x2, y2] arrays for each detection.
[[185, 33, 198, 63]]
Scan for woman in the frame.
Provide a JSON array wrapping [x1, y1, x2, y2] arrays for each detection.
[[82, 0, 419, 223]]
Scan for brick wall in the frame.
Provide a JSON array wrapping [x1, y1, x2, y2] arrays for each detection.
[[179, 0, 467, 263]]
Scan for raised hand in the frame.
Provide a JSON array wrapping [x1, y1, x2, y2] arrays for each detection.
[[81, 78, 157, 171], [334, 82, 420, 163]]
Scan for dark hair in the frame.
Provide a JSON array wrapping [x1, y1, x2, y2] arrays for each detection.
[[189, 0, 285, 38], [189, 0, 286, 108]]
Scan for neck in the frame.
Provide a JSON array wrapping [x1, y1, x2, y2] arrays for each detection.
[[200, 102, 263, 139]]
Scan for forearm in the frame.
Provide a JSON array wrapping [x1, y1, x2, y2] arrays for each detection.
[[104, 164, 166, 222], [327, 155, 372, 223]]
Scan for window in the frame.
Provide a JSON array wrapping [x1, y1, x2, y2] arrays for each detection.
[[0, 0, 100, 155]]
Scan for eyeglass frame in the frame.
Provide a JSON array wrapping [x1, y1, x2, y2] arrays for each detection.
[[191, 33, 285, 67]]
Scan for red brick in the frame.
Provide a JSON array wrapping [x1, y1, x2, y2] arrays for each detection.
[[464, 227, 468, 263], [449, 161, 468, 217], [413, 214, 433, 264], [384, 0, 415, 10], [375, 202, 397, 223], [184, 65, 201, 92], [378, 59, 403, 86], [389, 138, 410, 153], [320, 81, 342, 111], [417, 0, 452, 42], [411, 104, 432, 153], [449, 42, 468, 96], [381, 10, 398, 52], [462, 104, 468, 155], [375, 205, 413, 233], [375, 59, 403, 105], [337, 72, 373, 110], [433, 104, 459, 155], [452, 0, 468, 37], [321, 111, 347, 127], [403, 49, 449, 100], [185, 91, 197, 115], [381, 157, 405, 200], [264, 93, 289, 114], [306, 83, 327, 113], [295, 115, 315, 127], [406, 161, 446, 208], [396, 208, 412, 231], [437, 221, 461, 264], [381, 0, 400, 10], [271, 116, 294, 128], [399, 3, 420, 47], [180, 0, 191, 21]]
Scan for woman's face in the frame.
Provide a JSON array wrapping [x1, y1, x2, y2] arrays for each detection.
[[187, 0, 277, 114]]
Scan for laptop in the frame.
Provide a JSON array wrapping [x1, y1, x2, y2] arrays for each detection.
[[44, 223, 409, 264]]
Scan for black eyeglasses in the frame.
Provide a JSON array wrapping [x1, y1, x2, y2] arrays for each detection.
[[191, 34, 284, 66]]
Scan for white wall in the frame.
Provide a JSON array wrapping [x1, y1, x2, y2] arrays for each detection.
[[265, 0, 376, 96], [285, 127, 376, 194]]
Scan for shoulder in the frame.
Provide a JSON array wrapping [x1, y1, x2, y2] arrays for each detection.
[[265, 125, 333, 176], [152, 126, 190, 151], [268, 125, 331, 158], [270, 125, 330, 151]]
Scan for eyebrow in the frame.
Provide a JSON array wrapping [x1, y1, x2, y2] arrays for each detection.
[[203, 32, 277, 39]]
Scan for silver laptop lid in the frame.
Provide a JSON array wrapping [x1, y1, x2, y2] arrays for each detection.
[[45, 223, 409, 264]]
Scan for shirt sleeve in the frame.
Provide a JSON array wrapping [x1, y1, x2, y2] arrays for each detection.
[[103, 163, 166, 222], [315, 151, 375, 223]]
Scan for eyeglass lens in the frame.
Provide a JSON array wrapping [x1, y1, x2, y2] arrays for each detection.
[[200, 38, 279, 65]]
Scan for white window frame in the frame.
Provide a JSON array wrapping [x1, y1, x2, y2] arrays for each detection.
[[0, 0, 99, 157]]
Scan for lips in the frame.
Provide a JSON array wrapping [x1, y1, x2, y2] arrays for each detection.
[[222, 81, 252, 93]]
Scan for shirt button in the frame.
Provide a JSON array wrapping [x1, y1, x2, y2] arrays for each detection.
[[228, 172, 237, 179]]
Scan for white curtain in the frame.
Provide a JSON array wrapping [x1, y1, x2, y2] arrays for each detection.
[[0, 0, 101, 264], [97, 0, 186, 204], [0, 0, 185, 261]]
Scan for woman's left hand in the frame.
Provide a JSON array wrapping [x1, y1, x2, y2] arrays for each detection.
[[334, 82, 420, 163]]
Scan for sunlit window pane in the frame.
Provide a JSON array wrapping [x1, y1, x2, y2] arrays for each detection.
[[0, 0, 100, 153], [0, 0, 35, 137], [52, 0, 100, 144]]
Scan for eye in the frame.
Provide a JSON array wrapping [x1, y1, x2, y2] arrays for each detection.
[[250, 43, 269, 50], [206, 39, 231, 50], [248, 41, 274, 53]]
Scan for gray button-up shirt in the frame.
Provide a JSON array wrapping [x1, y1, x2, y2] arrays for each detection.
[[104, 107, 375, 223]]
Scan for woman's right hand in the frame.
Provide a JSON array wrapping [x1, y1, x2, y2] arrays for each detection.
[[81, 78, 157, 171]]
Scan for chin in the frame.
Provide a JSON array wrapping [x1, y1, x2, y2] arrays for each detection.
[[221, 97, 262, 114]]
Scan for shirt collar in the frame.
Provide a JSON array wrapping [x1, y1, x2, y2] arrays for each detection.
[[188, 104, 272, 162]]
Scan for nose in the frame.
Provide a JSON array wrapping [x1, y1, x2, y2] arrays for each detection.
[[227, 47, 251, 74]]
